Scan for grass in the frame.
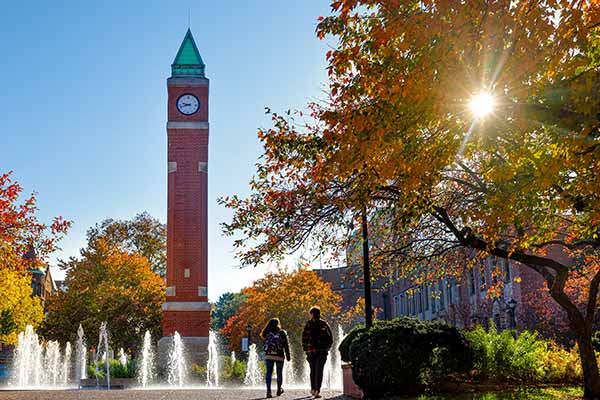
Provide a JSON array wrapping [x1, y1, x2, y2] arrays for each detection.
[[383, 386, 585, 400]]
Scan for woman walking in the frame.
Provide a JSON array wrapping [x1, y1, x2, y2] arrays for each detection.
[[261, 318, 291, 398]]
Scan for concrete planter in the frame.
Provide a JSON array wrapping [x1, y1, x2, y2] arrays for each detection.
[[79, 378, 137, 389], [342, 363, 363, 399]]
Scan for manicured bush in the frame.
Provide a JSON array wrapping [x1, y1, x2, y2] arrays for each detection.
[[339, 324, 366, 363], [348, 317, 473, 398]]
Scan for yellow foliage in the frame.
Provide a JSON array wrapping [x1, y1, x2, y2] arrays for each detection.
[[0, 267, 44, 345]]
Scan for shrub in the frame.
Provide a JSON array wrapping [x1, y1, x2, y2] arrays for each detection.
[[348, 317, 473, 398], [88, 359, 136, 379], [219, 355, 247, 383], [465, 323, 582, 384], [339, 324, 366, 363]]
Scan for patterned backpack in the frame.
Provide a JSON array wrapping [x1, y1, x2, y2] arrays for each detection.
[[264, 331, 284, 356]]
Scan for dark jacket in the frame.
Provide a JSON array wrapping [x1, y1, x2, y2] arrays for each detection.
[[302, 318, 333, 353], [263, 329, 291, 361]]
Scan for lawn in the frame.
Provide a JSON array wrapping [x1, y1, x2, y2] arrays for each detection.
[[404, 387, 584, 400]]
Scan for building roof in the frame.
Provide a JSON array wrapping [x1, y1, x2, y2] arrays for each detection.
[[171, 29, 205, 77]]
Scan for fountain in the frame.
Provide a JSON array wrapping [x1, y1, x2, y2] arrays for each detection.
[[10, 325, 76, 388], [137, 330, 154, 387], [231, 351, 236, 367], [95, 321, 110, 389], [243, 343, 261, 386], [118, 348, 127, 366], [75, 324, 87, 384], [62, 342, 72, 385], [46, 341, 62, 386], [167, 331, 186, 387], [283, 354, 295, 385], [206, 331, 219, 387]]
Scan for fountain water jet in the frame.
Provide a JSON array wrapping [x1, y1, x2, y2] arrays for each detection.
[[95, 322, 110, 389], [118, 348, 127, 366], [231, 351, 236, 367], [206, 331, 219, 387], [137, 330, 154, 387], [167, 331, 186, 387], [62, 342, 72, 385], [46, 341, 61, 386], [75, 324, 87, 384], [243, 343, 261, 386]]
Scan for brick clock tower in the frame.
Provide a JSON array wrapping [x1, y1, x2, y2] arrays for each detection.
[[158, 29, 210, 361]]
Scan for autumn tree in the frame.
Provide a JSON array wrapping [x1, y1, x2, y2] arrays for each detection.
[[41, 239, 165, 354], [0, 171, 70, 344], [86, 212, 166, 276], [222, 267, 341, 371], [223, 1, 600, 396]]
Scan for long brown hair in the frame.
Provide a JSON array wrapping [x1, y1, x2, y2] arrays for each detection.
[[261, 318, 281, 339]]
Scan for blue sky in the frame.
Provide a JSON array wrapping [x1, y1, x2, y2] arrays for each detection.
[[0, 1, 332, 301]]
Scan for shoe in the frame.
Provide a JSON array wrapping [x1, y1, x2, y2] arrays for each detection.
[[311, 389, 316, 396], [267, 392, 273, 398], [314, 390, 322, 399], [277, 388, 284, 396]]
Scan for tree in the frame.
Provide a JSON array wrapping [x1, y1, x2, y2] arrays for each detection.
[[221, 267, 341, 367], [211, 292, 247, 332], [86, 212, 166, 276], [41, 239, 165, 354], [0, 171, 70, 344], [0, 266, 44, 344], [223, 1, 600, 396]]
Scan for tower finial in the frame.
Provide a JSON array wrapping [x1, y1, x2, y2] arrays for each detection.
[[188, 8, 191, 29]]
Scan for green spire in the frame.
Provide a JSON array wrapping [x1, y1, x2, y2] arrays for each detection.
[[171, 29, 205, 77]]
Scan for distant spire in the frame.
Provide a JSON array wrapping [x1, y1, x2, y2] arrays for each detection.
[[171, 29, 205, 77]]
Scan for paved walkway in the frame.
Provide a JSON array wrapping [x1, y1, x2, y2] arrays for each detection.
[[0, 389, 345, 400]]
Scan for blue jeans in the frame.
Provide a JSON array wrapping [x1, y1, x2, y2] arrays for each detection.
[[265, 359, 284, 393]]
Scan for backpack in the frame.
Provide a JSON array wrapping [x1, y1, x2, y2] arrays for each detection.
[[264, 331, 284, 356]]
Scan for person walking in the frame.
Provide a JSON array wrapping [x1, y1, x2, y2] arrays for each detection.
[[302, 306, 333, 399], [261, 318, 291, 398]]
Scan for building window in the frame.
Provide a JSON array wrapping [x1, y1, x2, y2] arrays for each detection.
[[400, 294, 406, 315], [480, 265, 487, 290], [439, 282, 445, 310], [424, 286, 429, 311], [413, 294, 417, 315], [469, 270, 476, 295], [418, 289, 423, 314]]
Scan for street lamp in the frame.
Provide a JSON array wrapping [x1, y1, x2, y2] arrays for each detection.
[[507, 298, 517, 329], [247, 323, 252, 346]]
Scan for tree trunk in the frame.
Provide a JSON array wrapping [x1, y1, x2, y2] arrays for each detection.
[[574, 326, 600, 399]]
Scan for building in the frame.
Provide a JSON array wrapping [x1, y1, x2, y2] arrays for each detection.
[[158, 29, 211, 363], [319, 255, 547, 332], [29, 267, 57, 308], [315, 266, 390, 320]]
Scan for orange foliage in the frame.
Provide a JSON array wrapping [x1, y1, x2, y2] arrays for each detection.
[[221, 267, 341, 356]]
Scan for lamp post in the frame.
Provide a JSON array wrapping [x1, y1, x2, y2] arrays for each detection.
[[507, 298, 517, 329]]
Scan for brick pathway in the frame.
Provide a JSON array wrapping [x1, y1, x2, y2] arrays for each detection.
[[0, 389, 345, 400]]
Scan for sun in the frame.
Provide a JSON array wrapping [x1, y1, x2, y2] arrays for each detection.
[[469, 92, 495, 119]]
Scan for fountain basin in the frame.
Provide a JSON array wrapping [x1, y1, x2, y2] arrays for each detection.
[[80, 378, 137, 389]]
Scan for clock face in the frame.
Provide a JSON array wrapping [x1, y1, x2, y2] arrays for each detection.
[[176, 94, 200, 115]]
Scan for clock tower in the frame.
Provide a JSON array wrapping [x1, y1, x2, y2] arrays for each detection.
[[159, 29, 210, 361]]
